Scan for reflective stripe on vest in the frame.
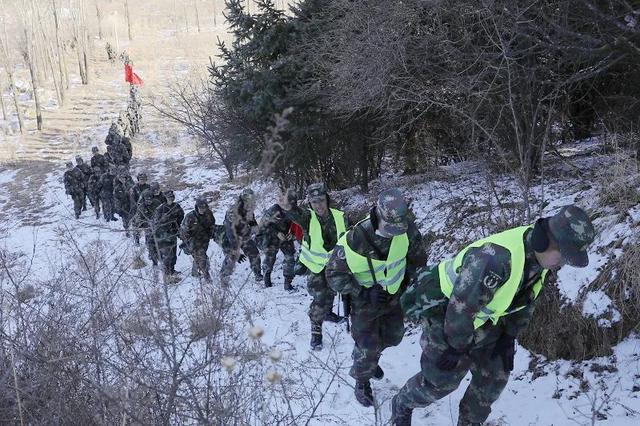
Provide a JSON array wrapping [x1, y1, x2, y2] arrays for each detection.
[[300, 208, 346, 274], [438, 225, 548, 329], [339, 225, 409, 295]]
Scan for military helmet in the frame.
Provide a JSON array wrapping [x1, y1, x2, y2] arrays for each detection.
[[66, 161, 73, 168], [164, 190, 175, 199], [75, 155, 83, 163], [137, 172, 147, 180], [547, 205, 596, 267], [376, 188, 409, 236], [307, 182, 328, 202], [284, 188, 298, 204], [195, 197, 209, 209], [91, 146, 99, 153], [241, 188, 255, 203], [150, 182, 160, 192]]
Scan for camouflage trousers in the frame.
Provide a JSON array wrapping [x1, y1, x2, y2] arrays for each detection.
[[221, 239, 262, 280], [144, 228, 159, 266], [307, 271, 336, 326], [115, 207, 131, 230], [393, 318, 509, 424], [191, 244, 211, 280], [157, 238, 177, 275], [88, 193, 100, 218], [100, 195, 115, 220], [349, 296, 404, 381], [262, 240, 295, 280], [70, 192, 84, 218]]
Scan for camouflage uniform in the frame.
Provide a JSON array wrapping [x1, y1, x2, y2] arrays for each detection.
[[113, 172, 135, 233], [284, 183, 349, 347], [180, 198, 216, 281], [220, 189, 263, 282], [256, 201, 296, 289], [75, 156, 92, 210], [91, 148, 109, 174], [99, 170, 117, 221], [135, 184, 167, 266], [153, 191, 185, 278], [391, 205, 596, 426], [63, 162, 85, 219], [86, 167, 102, 219], [107, 140, 131, 167], [129, 176, 150, 245], [326, 188, 428, 407]]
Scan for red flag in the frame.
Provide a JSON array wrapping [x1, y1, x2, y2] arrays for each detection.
[[124, 63, 144, 85], [290, 223, 303, 242]]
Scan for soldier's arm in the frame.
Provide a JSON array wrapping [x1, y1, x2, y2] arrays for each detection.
[[325, 244, 363, 296], [444, 243, 510, 351], [283, 205, 311, 234], [405, 220, 428, 283], [224, 210, 238, 246]]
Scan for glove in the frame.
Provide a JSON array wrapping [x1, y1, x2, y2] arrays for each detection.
[[491, 333, 516, 372], [237, 254, 247, 264], [366, 285, 392, 305], [436, 346, 467, 371]]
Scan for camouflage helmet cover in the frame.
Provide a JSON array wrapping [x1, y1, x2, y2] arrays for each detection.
[[376, 188, 409, 236], [547, 205, 596, 267], [307, 182, 328, 202]]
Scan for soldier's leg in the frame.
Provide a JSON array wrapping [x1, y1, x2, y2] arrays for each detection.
[[307, 272, 336, 325], [380, 302, 405, 351], [82, 191, 88, 210], [220, 246, 240, 278], [194, 246, 211, 280], [145, 229, 159, 266], [72, 193, 83, 218], [90, 195, 100, 218], [242, 239, 262, 280], [349, 303, 384, 381], [262, 246, 278, 287], [457, 347, 510, 425], [392, 319, 469, 412], [280, 241, 296, 284]]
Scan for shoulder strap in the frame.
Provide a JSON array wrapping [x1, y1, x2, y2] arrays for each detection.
[[355, 222, 385, 287]]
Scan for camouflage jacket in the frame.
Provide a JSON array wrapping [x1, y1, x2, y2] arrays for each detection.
[[284, 204, 349, 252], [107, 141, 131, 165], [180, 209, 215, 249], [326, 215, 428, 300], [87, 174, 101, 197], [63, 168, 85, 195], [256, 204, 292, 249], [224, 200, 258, 248], [91, 153, 109, 172], [153, 202, 185, 242], [113, 175, 134, 210], [129, 183, 150, 212], [98, 172, 116, 197], [135, 190, 166, 225], [77, 163, 92, 183], [401, 229, 548, 351]]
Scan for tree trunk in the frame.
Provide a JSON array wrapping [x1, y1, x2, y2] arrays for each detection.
[[53, 0, 69, 89], [125, 0, 132, 40], [8, 71, 24, 133], [212, 0, 217, 26], [24, 29, 43, 130], [194, 0, 201, 33], [0, 74, 7, 121], [96, 4, 103, 40]]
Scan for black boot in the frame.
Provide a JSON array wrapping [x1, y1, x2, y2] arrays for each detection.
[[324, 311, 346, 324], [457, 420, 482, 426], [355, 380, 374, 407], [264, 272, 272, 288], [372, 365, 384, 381], [391, 395, 412, 425], [284, 277, 296, 292], [310, 323, 322, 351]]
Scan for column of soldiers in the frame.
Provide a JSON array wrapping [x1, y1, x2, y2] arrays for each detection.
[[62, 163, 599, 425]]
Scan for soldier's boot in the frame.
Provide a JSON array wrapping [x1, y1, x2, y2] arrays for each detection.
[[354, 380, 374, 407], [324, 311, 346, 324], [255, 272, 264, 283], [310, 323, 323, 351], [457, 420, 481, 426], [264, 272, 273, 288], [284, 277, 297, 292], [391, 395, 412, 425], [191, 262, 200, 277], [372, 365, 384, 381]]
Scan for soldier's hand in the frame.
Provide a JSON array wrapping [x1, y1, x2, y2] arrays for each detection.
[[491, 333, 516, 372], [436, 346, 466, 371], [367, 285, 392, 305], [277, 232, 287, 241], [237, 254, 247, 264]]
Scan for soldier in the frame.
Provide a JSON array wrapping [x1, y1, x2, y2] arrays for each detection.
[[91, 146, 109, 174], [86, 165, 102, 219], [75, 155, 92, 211], [326, 188, 427, 407], [280, 182, 348, 351], [135, 182, 167, 266], [99, 166, 117, 221], [390, 205, 596, 426], [153, 190, 185, 282], [220, 188, 263, 284], [180, 197, 216, 282], [63, 162, 85, 219], [129, 173, 150, 245], [256, 188, 298, 291], [113, 168, 135, 235]]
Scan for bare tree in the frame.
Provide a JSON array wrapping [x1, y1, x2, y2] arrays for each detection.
[[0, 74, 7, 121], [124, 0, 132, 41], [0, 25, 24, 133]]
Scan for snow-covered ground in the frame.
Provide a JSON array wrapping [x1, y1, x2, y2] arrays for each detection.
[[2, 137, 639, 425]]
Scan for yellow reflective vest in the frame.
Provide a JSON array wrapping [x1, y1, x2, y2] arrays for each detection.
[[438, 226, 548, 329], [299, 208, 346, 274]]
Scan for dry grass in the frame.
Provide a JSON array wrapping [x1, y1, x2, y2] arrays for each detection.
[[595, 152, 640, 214]]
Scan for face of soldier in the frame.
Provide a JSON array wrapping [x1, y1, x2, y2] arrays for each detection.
[[535, 236, 565, 270], [310, 198, 328, 216], [197, 205, 208, 215], [166, 196, 175, 205]]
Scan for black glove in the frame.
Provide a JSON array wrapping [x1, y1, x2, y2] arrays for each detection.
[[366, 285, 392, 305], [237, 254, 247, 264], [436, 346, 466, 371], [491, 333, 516, 372]]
